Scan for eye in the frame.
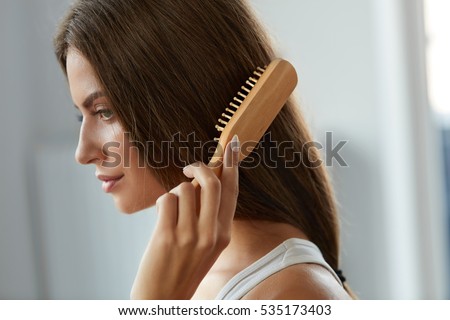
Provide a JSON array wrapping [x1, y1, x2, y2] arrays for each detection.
[[98, 109, 114, 121]]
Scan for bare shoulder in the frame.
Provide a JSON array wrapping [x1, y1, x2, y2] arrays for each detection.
[[242, 263, 352, 300]]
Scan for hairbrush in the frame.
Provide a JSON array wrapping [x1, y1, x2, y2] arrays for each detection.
[[191, 58, 298, 187]]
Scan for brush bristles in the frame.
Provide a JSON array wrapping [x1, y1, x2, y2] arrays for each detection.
[[214, 65, 267, 141]]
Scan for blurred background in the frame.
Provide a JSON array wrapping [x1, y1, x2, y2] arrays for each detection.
[[0, 0, 449, 299]]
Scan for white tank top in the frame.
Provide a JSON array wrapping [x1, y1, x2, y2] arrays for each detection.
[[215, 238, 343, 300]]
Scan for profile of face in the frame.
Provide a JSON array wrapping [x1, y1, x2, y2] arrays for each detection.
[[66, 48, 167, 213]]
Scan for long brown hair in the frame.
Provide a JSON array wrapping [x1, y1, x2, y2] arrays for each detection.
[[54, 0, 353, 296]]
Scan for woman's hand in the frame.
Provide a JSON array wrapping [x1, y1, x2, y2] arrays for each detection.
[[130, 135, 240, 299]]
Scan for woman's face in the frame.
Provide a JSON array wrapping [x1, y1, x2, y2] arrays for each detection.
[[66, 48, 167, 213]]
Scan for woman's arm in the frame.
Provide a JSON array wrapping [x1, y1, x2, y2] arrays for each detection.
[[130, 136, 240, 299]]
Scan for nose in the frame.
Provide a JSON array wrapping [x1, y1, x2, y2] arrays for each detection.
[[75, 121, 104, 165]]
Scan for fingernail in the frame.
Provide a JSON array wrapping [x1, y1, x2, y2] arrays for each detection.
[[183, 165, 193, 177], [231, 134, 240, 153]]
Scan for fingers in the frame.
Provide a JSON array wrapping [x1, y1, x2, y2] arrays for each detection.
[[155, 193, 178, 231], [157, 135, 240, 245], [169, 182, 197, 233], [218, 135, 240, 229], [183, 161, 221, 227]]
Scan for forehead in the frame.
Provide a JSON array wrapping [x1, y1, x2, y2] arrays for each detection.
[[66, 48, 102, 104]]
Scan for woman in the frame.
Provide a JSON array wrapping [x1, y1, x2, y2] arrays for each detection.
[[54, 0, 354, 299]]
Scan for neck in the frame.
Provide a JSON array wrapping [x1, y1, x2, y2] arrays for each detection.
[[211, 219, 308, 272]]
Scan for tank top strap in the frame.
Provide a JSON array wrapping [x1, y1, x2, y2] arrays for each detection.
[[215, 238, 342, 300]]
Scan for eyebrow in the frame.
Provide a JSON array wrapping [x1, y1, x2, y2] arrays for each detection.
[[74, 91, 106, 110]]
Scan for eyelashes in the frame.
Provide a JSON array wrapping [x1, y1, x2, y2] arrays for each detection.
[[76, 109, 114, 123]]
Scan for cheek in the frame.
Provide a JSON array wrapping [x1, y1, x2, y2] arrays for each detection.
[[126, 148, 159, 189], [119, 166, 166, 213], [119, 144, 167, 211], [104, 125, 129, 167]]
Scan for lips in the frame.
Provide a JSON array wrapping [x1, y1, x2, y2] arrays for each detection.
[[96, 174, 124, 193]]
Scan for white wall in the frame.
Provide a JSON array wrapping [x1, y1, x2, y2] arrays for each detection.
[[0, 0, 38, 299], [0, 0, 447, 299]]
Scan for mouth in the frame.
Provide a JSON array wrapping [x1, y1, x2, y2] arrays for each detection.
[[96, 174, 124, 193]]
